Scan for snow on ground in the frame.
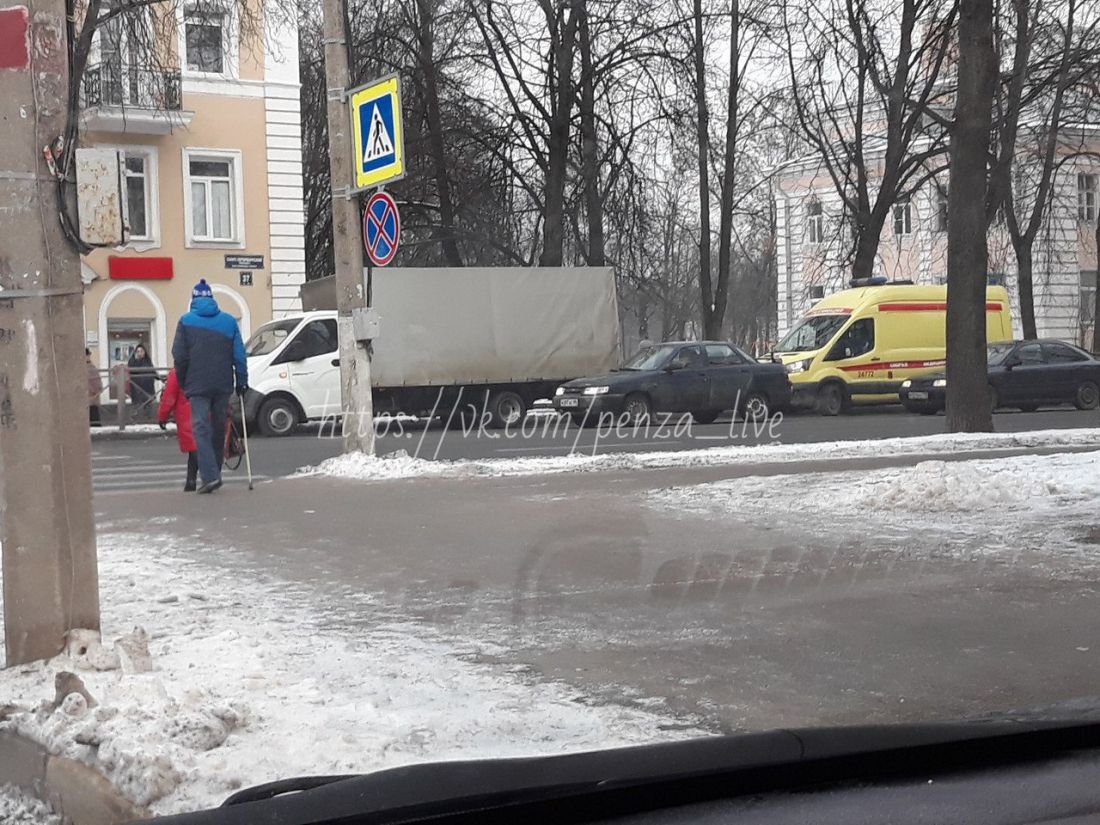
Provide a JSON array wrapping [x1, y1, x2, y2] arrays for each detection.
[[0, 784, 62, 825], [0, 532, 699, 816], [298, 428, 1100, 483], [648, 450, 1100, 568], [90, 423, 173, 438]]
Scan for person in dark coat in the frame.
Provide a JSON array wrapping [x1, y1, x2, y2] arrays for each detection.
[[157, 368, 199, 491], [87, 349, 103, 426], [171, 279, 248, 494], [127, 344, 157, 417]]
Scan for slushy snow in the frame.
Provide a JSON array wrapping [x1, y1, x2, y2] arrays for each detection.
[[0, 531, 699, 815], [299, 428, 1100, 482], [0, 784, 62, 825]]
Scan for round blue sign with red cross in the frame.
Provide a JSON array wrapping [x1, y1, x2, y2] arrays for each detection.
[[362, 190, 400, 266]]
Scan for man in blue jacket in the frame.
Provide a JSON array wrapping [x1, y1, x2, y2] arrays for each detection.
[[171, 279, 248, 494]]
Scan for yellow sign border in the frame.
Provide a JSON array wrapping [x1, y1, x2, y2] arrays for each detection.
[[349, 74, 405, 192]]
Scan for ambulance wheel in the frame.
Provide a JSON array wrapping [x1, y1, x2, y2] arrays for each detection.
[[816, 382, 848, 416]]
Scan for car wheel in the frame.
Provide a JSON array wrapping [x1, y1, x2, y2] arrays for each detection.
[[816, 383, 847, 416], [741, 392, 770, 421], [918, 407, 939, 416], [691, 410, 720, 425], [487, 390, 527, 428], [1074, 380, 1100, 410], [623, 393, 652, 424], [257, 396, 298, 437]]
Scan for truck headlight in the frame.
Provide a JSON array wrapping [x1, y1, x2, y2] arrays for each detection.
[[933, 379, 947, 388], [555, 386, 565, 396], [786, 358, 813, 374], [583, 386, 610, 395], [901, 379, 912, 388]]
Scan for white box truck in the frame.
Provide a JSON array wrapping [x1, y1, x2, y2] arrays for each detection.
[[243, 267, 622, 435]]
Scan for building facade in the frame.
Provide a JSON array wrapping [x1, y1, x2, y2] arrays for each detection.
[[773, 129, 1100, 346], [80, 0, 305, 379]]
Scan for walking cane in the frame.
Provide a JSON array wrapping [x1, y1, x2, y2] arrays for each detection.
[[238, 391, 254, 491]]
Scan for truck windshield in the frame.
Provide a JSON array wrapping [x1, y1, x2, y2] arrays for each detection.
[[776, 314, 848, 352], [623, 345, 676, 371], [247, 319, 300, 357]]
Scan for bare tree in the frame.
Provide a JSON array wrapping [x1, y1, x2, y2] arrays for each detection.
[[780, 0, 957, 281], [945, 0, 997, 433]]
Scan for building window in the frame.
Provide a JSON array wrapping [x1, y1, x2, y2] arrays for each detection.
[[123, 155, 150, 239], [806, 200, 824, 245], [893, 197, 913, 236], [184, 7, 226, 74], [935, 187, 948, 233], [183, 149, 243, 245], [1079, 173, 1098, 222]]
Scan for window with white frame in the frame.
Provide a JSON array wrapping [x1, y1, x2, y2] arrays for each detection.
[[893, 197, 913, 236], [122, 152, 153, 241], [184, 150, 242, 244], [806, 200, 824, 245], [1079, 173, 1098, 223], [184, 6, 227, 74]]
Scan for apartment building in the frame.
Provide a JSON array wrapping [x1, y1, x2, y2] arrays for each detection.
[[79, 0, 305, 376], [773, 126, 1100, 346]]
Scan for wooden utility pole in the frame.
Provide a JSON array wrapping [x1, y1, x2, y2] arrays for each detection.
[[0, 0, 100, 664], [320, 0, 375, 453]]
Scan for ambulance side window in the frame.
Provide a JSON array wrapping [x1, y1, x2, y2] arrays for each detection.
[[825, 318, 875, 361]]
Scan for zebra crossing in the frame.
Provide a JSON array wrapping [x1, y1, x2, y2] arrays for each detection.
[[92, 451, 267, 493]]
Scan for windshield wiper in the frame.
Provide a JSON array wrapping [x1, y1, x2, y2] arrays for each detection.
[[141, 717, 1100, 825]]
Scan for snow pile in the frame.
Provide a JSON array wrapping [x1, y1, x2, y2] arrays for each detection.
[[0, 784, 62, 825], [91, 423, 174, 438], [0, 532, 698, 815], [651, 450, 1100, 521], [298, 428, 1100, 483]]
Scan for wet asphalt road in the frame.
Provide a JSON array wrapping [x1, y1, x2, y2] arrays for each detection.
[[91, 405, 1097, 493]]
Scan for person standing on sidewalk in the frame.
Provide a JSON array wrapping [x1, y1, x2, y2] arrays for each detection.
[[86, 349, 103, 427], [171, 279, 248, 494]]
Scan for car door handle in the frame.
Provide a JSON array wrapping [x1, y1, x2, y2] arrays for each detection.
[[331, 359, 340, 367], [870, 357, 881, 361]]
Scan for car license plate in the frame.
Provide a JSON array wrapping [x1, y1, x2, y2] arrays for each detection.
[[908, 391, 929, 400], [559, 398, 579, 407]]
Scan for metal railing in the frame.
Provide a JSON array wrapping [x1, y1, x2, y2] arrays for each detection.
[[82, 63, 182, 111], [90, 366, 165, 430]]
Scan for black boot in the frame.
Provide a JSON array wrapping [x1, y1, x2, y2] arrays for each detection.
[[184, 478, 197, 492]]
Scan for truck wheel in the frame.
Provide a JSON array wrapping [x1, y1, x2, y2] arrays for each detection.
[[691, 410, 720, 425], [623, 393, 652, 424], [816, 383, 847, 416], [258, 396, 298, 437], [487, 390, 527, 428], [1074, 380, 1100, 410]]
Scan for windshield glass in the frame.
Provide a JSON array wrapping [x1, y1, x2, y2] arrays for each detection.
[[987, 342, 1017, 365], [247, 319, 300, 357], [623, 345, 676, 370], [776, 314, 848, 352]]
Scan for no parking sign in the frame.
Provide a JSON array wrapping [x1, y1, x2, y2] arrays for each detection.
[[362, 190, 400, 267]]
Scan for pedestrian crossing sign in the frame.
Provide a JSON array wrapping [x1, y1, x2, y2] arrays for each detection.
[[349, 74, 405, 192]]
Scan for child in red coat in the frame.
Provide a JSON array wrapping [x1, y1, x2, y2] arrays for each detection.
[[158, 368, 199, 491]]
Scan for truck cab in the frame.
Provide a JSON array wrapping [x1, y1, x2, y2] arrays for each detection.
[[245, 311, 341, 436]]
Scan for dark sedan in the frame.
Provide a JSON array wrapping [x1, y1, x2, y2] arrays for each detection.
[[900, 339, 1100, 414], [553, 341, 791, 425]]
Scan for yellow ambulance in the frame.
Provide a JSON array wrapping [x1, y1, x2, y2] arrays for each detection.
[[772, 282, 1013, 415]]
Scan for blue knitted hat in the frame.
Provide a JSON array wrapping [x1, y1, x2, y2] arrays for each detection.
[[192, 279, 213, 299]]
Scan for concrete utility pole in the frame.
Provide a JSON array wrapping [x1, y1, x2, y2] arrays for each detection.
[[0, 0, 100, 664], [319, 0, 375, 454]]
